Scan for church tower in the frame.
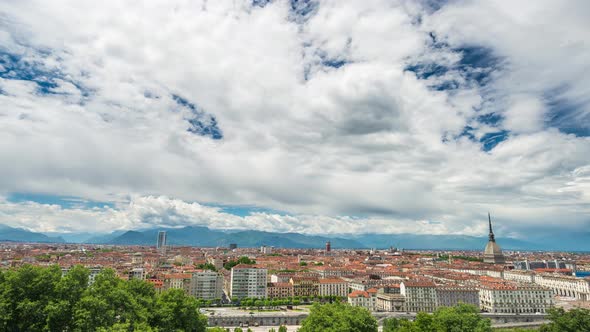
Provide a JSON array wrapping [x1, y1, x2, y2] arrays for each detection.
[[483, 213, 505, 264]]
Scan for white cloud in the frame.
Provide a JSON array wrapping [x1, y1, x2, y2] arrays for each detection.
[[0, 0, 588, 239]]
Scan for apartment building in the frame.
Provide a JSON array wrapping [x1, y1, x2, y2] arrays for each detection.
[[318, 278, 348, 297], [401, 281, 437, 313], [230, 264, 267, 299], [479, 283, 553, 314], [191, 270, 223, 300]]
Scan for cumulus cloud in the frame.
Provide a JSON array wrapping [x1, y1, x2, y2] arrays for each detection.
[[0, 0, 589, 239]]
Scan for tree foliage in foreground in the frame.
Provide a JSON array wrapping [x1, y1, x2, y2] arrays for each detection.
[[539, 307, 590, 332], [0, 265, 207, 332], [298, 302, 378, 332], [383, 303, 491, 332]]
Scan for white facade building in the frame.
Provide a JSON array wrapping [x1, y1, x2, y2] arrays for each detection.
[[479, 284, 553, 314], [230, 265, 267, 299], [191, 270, 224, 300]]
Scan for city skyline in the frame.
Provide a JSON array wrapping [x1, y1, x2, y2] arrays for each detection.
[[0, 1, 589, 244]]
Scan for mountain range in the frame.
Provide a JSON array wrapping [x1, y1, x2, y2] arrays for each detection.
[[0, 224, 588, 251]]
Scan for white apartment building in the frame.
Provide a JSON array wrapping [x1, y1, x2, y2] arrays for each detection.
[[401, 281, 437, 313], [503, 270, 535, 283], [318, 278, 348, 297], [534, 274, 590, 300], [230, 264, 267, 299], [436, 286, 479, 308], [191, 270, 224, 300], [479, 284, 553, 314]]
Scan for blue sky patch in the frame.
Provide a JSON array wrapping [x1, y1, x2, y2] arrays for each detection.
[[0, 49, 89, 97], [7, 193, 115, 209], [172, 94, 223, 140], [477, 113, 503, 127], [480, 130, 509, 151], [543, 88, 590, 137]]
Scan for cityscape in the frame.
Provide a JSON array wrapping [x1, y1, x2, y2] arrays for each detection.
[[1, 0, 590, 331], [1, 215, 589, 330]]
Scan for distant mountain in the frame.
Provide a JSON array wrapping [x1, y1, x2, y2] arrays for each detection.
[[100, 226, 365, 248], [0, 225, 64, 243], [84, 230, 128, 244], [4, 222, 588, 251]]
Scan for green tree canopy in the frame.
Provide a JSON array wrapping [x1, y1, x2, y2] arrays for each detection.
[[224, 256, 256, 270], [299, 302, 378, 332], [0, 265, 208, 332], [383, 304, 492, 332], [539, 307, 590, 332]]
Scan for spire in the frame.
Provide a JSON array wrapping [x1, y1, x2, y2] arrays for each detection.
[[488, 212, 495, 242]]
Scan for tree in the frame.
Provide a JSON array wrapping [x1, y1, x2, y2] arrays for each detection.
[[224, 257, 256, 270], [209, 328, 228, 332], [0, 265, 209, 331], [196, 262, 218, 272], [299, 302, 378, 332], [152, 288, 207, 332], [540, 307, 590, 332], [383, 304, 491, 332], [278, 325, 288, 332]]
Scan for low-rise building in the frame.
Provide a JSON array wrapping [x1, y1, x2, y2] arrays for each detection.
[[376, 293, 405, 312], [163, 273, 192, 295], [534, 274, 590, 300], [348, 288, 378, 311], [503, 270, 535, 283], [290, 276, 319, 297], [318, 278, 348, 297], [436, 286, 479, 308], [479, 283, 553, 314], [267, 282, 294, 299]]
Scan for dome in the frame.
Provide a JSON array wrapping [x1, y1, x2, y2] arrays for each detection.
[[484, 241, 502, 256]]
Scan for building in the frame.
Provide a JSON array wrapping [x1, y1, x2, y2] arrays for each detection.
[[401, 281, 437, 313], [503, 270, 535, 283], [483, 213, 505, 264], [376, 293, 405, 312], [348, 289, 378, 311], [157, 231, 167, 253], [479, 283, 553, 314], [163, 273, 192, 295], [514, 260, 569, 271], [191, 270, 224, 300], [435, 286, 479, 308], [326, 241, 331, 253], [230, 264, 267, 299], [290, 276, 319, 297], [229, 243, 238, 250], [129, 267, 145, 280], [318, 278, 348, 297], [131, 252, 143, 265], [266, 282, 294, 299], [534, 274, 590, 300], [260, 245, 273, 255]]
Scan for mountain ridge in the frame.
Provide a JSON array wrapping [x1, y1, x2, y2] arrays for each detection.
[[1, 224, 588, 250]]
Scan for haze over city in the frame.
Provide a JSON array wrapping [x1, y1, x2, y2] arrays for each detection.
[[1, 0, 589, 249]]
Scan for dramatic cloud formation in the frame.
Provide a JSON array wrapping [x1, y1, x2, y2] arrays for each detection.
[[0, 0, 589, 240]]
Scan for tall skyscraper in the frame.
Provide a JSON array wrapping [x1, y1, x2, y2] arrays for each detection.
[[157, 231, 167, 252], [326, 241, 331, 253], [483, 213, 505, 264]]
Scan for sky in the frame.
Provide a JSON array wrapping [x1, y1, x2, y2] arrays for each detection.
[[0, 0, 589, 241]]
